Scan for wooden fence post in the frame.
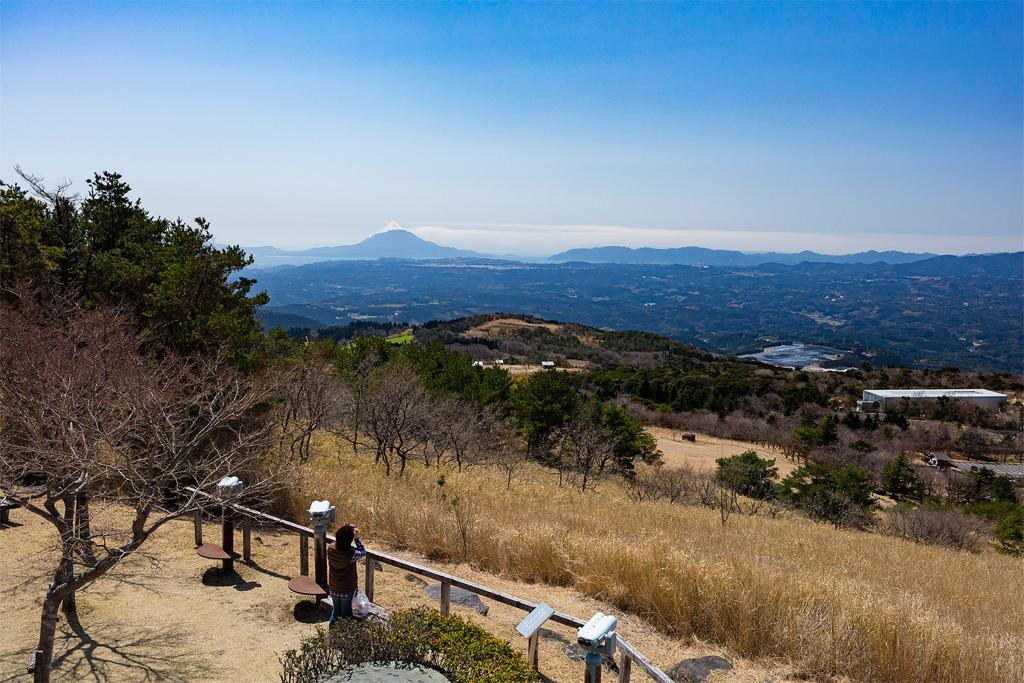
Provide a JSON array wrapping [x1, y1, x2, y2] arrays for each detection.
[[313, 527, 327, 589], [364, 555, 375, 602], [440, 580, 451, 616], [618, 655, 631, 682], [299, 532, 309, 576], [221, 507, 235, 573], [242, 517, 251, 563], [193, 509, 203, 546]]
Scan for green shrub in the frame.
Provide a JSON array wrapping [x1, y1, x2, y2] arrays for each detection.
[[778, 463, 877, 528], [881, 453, 923, 500], [994, 506, 1024, 557], [715, 450, 778, 499], [279, 608, 538, 683]]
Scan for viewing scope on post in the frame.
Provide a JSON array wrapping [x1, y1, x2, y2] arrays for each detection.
[[307, 500, 336, 527], [216, 476, 243, 497], [577, 612, 617, 653], [577, 612, 617, 683], [308, 500, 336, 593]]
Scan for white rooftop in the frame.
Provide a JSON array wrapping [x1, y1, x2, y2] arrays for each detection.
[[863, 389, 1006, 398]]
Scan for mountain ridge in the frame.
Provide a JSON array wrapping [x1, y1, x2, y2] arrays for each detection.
[[241, 229, 964, 267], [549, 244, 940, 266]]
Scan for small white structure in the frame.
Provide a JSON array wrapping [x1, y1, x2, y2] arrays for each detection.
[[861, 389, 1007, 410], [540, 361, 555, 369], [471, 360, 486, 368], [495, 359, 506, 365]]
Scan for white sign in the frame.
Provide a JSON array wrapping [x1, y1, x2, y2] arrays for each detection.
[[516, 602, 555, 639]]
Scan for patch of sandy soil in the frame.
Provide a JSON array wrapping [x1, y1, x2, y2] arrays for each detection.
[[0, 508, 799, 683], [465, 318, 563, 337], [649, 427, 799, 477]]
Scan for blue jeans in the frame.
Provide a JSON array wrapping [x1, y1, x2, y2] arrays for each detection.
[[328, 592, 353, 628]]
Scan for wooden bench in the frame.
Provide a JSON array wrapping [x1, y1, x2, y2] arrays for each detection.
[[196, 543, 238, 561], [0, 500, 19, 526], [287, 575, 328, 605], [195, 542, 241, 576]]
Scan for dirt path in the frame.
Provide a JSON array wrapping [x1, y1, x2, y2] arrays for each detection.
[[0, 507, 794, 683], [649, 427, 798, 477]]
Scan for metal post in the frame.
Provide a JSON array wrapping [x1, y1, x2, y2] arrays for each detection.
[[617, 655, 631, 683], [221, 506, 235, 573], [440, 580, 451, 616], [313, 526, 327, 589], [242, 517, 251, 563], [527, 632, 539, 671], [584, 651, 602, 683], [364, 555, 375, 602], [193, 508, 203, 546], [299, 533, 309, 576]]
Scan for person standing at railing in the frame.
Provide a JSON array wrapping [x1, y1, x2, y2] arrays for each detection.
[[327, 523, 366, 627]]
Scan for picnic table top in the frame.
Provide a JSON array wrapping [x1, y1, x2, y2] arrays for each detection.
[[195, 543, 239, 561], [288, 575, 328, 597]]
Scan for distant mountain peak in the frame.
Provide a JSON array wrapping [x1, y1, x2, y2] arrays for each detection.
[[244, 226, 484, 265], [360, 228, 430, 245]]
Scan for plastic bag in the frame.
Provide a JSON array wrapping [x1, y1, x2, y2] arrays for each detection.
[[352, 591, 371, 619]]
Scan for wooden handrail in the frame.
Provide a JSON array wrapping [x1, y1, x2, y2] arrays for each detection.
[[183, 486, 672, 682]]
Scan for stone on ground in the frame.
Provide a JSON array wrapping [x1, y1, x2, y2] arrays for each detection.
[[323, 663, 450, 682], [424, 584, 488, 616], [666, 655, 733, 683]]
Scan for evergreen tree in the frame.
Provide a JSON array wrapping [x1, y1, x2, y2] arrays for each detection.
[[881, 453, 922, 500], [715, 450, 779, 499], [994, 507, 1024, 557]]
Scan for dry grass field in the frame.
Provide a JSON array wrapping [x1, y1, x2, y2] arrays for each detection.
[[647, 428, 798, 477], [288, 436, 1024, 683], [465, 317, 566, 337]]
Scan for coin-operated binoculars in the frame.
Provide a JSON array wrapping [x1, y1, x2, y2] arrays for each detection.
[[577, 612, 617, 683], [308, 500, 336, 590], [216, 476, 243, 572]]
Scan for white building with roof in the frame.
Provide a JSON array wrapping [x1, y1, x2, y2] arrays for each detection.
[[861, 389, 1007, 410]]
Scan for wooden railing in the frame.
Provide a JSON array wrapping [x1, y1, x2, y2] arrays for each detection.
[[185, 487, 672, 683]]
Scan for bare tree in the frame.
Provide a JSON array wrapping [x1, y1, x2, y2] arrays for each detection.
[[354, 361, 431, 476], [428, 398, 511, 472], [278, 344, 346, 462], [0, 295, 283, 683], [886, 506, 991, 552], [554, 404, 614, 492]]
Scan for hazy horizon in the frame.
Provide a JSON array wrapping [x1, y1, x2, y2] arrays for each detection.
[[3, 2, 1022, 256], [237, 223, 1018, 259]]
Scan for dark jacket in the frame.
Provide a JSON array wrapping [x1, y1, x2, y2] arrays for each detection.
[[327, 539, 363, 593]]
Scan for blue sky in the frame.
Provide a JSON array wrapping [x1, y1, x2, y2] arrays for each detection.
[[2, 2, 1021, 255]]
